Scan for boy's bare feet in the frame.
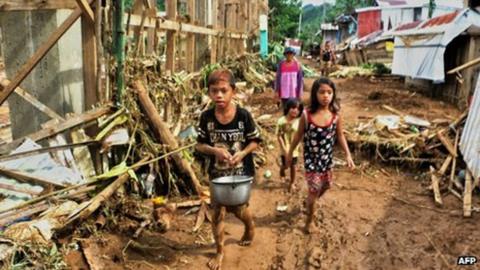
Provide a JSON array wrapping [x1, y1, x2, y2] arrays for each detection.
[[208, 253, 224, 270], [239, 226, 254, 246]]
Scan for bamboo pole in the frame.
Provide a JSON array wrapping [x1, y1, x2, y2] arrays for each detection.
[[114, 0, 126, 104]]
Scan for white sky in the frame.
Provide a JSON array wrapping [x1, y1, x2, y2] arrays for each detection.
[[302, 0, 336, 6]]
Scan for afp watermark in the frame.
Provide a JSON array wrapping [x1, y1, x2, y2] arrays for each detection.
[[457, 256, 477, 266]]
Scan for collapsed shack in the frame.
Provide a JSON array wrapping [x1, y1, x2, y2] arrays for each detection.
[[0, 52, 276, 268]]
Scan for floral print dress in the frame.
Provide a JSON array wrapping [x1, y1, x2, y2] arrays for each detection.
[[303, 110, 338, 194]]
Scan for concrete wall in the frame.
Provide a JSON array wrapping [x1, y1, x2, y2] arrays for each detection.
[[0, 10, 84, 139]]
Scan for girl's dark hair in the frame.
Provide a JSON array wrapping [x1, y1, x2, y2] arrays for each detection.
[[310, 77, 340, 113], [207, 69, 236, 89], [283, 98, 303, 117]]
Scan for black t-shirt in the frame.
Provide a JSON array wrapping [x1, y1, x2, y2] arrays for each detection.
[[197, 106, 261, 179]]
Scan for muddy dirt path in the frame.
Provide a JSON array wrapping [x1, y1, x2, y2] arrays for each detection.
[[71, 76, 480, 270]]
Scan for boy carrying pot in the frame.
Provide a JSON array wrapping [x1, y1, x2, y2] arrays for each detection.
[[195, 69, 261, 270]]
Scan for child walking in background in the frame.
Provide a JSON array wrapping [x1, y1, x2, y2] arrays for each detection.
[[275, 47, 304, 110], [320, 41, 336, 76], [286, 77, 355, 234], [276, 98, 303, 192]]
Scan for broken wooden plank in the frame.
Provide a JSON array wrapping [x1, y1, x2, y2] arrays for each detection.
[[448, 131, 460, 190], [438, 155, 453, 176], [0, 106, 110, 155], [463, 170, 473, 217], [0, 0, 77, 10], [381, 105, 404, 116], [71, 130, 96, 179], [168, 198, 211, 209], [66, 157, 148, 224], [389, 157, 442, 163], [0, 202, 49, 227], [0, 79, 64, 121], [0, 167, 66, 188], [0, 0, 94, 106], [436, 131, 457, 157], [0, 140, 97, 162], [135, 80, 201, 194], [430, 167, 443, 207], [75, 0, 95, 25]]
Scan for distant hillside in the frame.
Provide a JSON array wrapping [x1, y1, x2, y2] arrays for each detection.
[[300, 3, 330, 46]]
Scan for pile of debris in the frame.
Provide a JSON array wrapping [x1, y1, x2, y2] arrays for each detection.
[[0, 53, 275, 268], [346, 103, 479, 215]]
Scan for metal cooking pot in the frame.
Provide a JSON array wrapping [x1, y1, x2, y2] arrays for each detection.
[[210, 175, 253, 206]]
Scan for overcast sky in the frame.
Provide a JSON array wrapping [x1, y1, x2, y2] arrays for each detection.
[[302, 0, 336, 6]]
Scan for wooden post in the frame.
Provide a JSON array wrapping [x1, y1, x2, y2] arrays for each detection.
[[187, 0, 196, 71], [95, 0, 105, 103], [210, 0, 218, 64], [166, 0, 177, 73], [460, 36, 476, 108], [82, 12, 98, 110], [217, 0, 225, 61]]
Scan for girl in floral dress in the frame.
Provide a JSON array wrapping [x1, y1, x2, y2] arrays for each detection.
[[286, 77, 355, 233]]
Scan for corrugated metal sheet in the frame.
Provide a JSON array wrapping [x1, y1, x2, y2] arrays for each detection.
[[421, 10, 459, 28], [460, 73, 480, 180], [357, 9, 382, 38]]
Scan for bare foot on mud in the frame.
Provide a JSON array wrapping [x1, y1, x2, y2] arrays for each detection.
[[239, 228, 254, 246], [208, 253, 224, 270]]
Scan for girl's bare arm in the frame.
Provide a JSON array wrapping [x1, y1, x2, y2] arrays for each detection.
[[336, 115, 355, 168]]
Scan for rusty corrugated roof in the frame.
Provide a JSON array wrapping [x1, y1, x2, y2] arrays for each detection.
[[421, 10, 459, 28], [395, 20, 423, 31]]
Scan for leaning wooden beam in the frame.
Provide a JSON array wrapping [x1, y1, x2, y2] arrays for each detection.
[[0, 1, 77, 10], [0, 0, 93, 106], [438, 155, 453, 176], [135, 80, 202, 194], [0, 106, 110, 155], [0, 78, 64, 121], [447, 56, 480, 74], [0, 167, 66, 188], [437, 131, 457, 157], [448, 131, 460, 190], [75, 0, 95, 25]]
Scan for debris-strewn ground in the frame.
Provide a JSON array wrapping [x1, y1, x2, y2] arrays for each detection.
[[66, 75, 479, 270]]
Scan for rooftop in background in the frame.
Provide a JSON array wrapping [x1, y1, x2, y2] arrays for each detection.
[[421, 10, 459, 28]]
